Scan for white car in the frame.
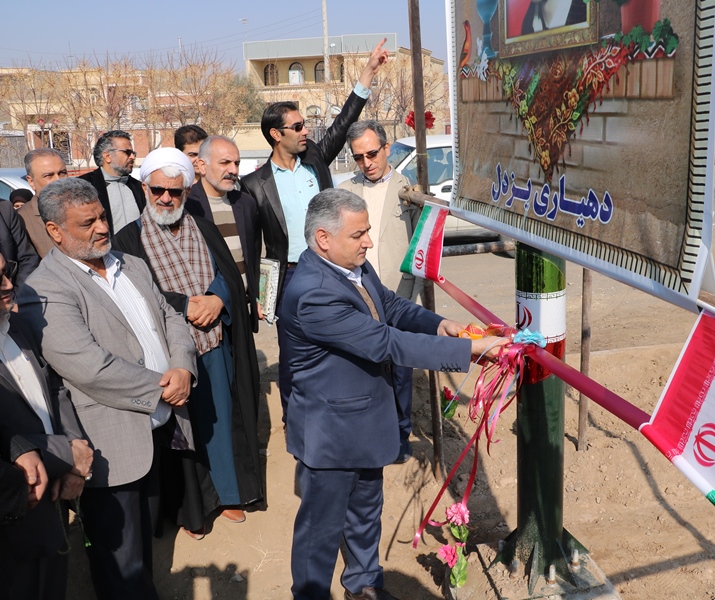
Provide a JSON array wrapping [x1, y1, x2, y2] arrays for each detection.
[[0, 168, 33, 202], [334, 134, 497, 242]]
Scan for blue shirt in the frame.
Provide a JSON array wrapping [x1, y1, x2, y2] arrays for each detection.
[[273, 83, 371, 263]]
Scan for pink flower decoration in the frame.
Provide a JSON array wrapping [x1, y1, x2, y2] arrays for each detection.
[[446, 503, 470, 527], [438, 544, 458, 568]]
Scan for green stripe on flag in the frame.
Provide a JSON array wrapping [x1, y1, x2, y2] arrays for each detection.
[[400, 205, 431, 274], [707, 490, 715, 506]]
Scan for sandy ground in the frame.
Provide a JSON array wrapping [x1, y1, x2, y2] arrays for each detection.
[[66, 251, 715, 599]]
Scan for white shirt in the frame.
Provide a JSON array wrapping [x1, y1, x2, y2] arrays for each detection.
[[69, 253, 171, 428], [0, 315, 54, 434]]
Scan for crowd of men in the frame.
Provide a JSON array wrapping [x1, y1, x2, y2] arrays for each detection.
[[0, 39, 507, 600]]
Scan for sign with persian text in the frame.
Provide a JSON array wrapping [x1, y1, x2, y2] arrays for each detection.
[[449, 0, 715, 312]]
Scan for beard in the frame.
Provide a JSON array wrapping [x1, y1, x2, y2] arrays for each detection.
[[114, 163, 133, 177], [62, 234, 111, 261], [146, 197, 186, 226]]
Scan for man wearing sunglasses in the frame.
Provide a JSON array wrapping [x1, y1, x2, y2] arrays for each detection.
[[339, 120, 421, 464], [113, 147, 263, 538], [241, 38, 390, 420], [80, 130, 145, 235]]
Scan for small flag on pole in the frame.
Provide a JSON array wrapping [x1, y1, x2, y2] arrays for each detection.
[[640, 310, 715, 505], [400, 202, 449, 282]]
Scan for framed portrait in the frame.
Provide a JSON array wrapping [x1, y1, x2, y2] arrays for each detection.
[[498, 0, 598, 57]]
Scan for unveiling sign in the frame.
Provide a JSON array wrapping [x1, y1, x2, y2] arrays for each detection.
[[449, 0, 715, 312]]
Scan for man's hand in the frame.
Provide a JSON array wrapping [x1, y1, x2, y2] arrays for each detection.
[[159, 368, 192, 406], [14, 450, 47, 510], [471, 336, 510, 362], [437, 319, 467, 337], [256, 302, 265, 321], [187, 295, 224, 328], [358, 38, 390, 89], [69, 439, 93, 478], [51, 472, 85, 501]]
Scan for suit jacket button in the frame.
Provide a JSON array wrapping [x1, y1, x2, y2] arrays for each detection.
[[138, 358, 145, 366]]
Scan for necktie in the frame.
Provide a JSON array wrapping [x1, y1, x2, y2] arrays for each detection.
[[352, 282, 379, 321]]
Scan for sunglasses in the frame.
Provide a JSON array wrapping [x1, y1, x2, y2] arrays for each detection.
[[149, 186, 184, 198], [352, 145, 385, 163], [1, 260, 17, 281], [108, 148, 137, 157], [277, 121, 305, 132]]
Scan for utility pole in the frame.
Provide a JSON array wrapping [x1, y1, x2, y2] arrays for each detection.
[[322, 0, 331, 116]]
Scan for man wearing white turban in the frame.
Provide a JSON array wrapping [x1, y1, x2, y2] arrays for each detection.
[[114, 147, 263, 538]]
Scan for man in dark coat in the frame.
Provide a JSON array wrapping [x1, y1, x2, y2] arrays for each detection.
[[113, 148, 262, 535], [240, 38, 390, 418], [185, 135, 261, 332], [0, 200, 39, 288], [80, 130, 145, 235]]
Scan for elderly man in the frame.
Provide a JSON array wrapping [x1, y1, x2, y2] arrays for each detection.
[[113, 147, 262, 535], [175, 124, 208, 184], [339, 120, 421, 463], [18, 148, 69, 257], [0, 250, 93, 600], [186, 135, 261, 331], [279, 188, 507, 600], [80, 130, 145, 235], [18, 178, 197, 600]]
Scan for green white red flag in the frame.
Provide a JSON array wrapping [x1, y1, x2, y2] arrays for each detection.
[[640, 310, 715, 505], [400, 202, 449, 282]]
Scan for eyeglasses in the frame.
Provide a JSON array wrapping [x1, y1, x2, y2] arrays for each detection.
[[1, 260, 17, 281], [148, 186, 184, 198], [108, 148, 137, 157], [352, 145, 385, 163], [277, 121, 305, 133]]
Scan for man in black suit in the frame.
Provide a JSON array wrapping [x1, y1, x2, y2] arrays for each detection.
[[0, 201, 39, 289], [79, 130, 145, 235], [0, 251, 94, 600], [185, 135, 261, 332], [240, 39, 389, 415]]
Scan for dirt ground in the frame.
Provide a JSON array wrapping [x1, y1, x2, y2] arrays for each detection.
[[66, 251, 715, 599]]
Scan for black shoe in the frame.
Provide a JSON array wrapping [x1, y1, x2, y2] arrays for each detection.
[[344, 587, 399, 600], [392, 439, 413, 464]]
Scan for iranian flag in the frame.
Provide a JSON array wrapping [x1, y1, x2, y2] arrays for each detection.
[[400, 202, 449, 282], [640, 310, 715, 505]]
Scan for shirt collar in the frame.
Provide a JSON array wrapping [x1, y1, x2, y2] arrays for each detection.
[[361, 166, 393, 186], [271, 155, 302, 174], [316, 253, 362, 285], [68, 252, 120, 277]]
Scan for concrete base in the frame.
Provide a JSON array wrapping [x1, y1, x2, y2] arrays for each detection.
[[442, 543, 622, 600]]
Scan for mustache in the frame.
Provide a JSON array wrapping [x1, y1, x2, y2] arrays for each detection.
[[223, 174, 238, 182]]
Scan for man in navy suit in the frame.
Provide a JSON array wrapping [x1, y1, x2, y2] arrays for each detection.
[[279, 188, 507, 600]]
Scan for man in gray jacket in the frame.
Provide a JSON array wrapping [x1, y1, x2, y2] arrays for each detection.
[[19, 178, 197, 600]]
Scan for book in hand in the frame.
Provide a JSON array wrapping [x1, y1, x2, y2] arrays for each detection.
[[259, 258, 280, 325]]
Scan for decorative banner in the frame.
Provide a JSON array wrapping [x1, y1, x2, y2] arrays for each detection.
[[448, 0, 715, 312], [641, 310, 715, 505], [400, 202, 449, 282]]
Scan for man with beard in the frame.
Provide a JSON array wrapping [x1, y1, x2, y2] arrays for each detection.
[[185, 135, 261, 331], [18, 177, 196, 600], [80, 130, 145, 235], [113, 147, 262, 534]]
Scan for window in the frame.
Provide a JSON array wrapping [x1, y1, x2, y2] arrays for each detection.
[[264, 64, 278, 86], [340, 63, 344, 83], [315, 61, 325, 83], [289, 62, 304, 85]]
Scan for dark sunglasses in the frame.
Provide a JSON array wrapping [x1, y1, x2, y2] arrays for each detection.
[[277, 121, 305, 132], [1, 260, 17, 280], [352, 145, 385, 163], [108, 148, 137, 157], [149, 186, 184, 198]]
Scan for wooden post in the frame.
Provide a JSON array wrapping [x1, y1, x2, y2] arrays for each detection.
[[577, 269, 592, 451]]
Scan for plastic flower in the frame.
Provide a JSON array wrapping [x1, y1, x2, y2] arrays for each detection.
[[438, 544, 458, 568], [446, 502, 470, 527]]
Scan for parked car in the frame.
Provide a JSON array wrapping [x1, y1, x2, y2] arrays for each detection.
[[0, 168, 33, 202], [333, 134, 498, 243]]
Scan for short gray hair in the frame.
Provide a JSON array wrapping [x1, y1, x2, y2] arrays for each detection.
[[141, 165, 182, 184], [198, 135, 237, 163], [38, 178, 99, 225], [346, 120, 387, 149], [304, 188, 367, 250], [24, 148, 64, 176]]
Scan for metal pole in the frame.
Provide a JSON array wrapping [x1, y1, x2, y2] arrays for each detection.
[[321, 0, 331, 113], [578, 269, 592, 451], [496, 245, 586, 595], [408, 0, 444, 479]]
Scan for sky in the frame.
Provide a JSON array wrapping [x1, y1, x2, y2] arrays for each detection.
[[0, 1, 450, 69]]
